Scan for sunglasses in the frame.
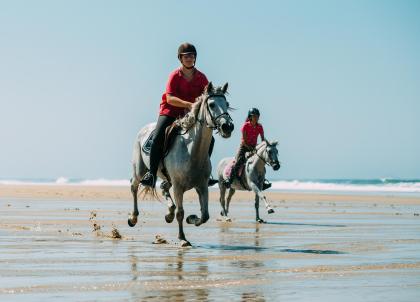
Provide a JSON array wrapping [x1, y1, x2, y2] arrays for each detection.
[[181, 53, 196, 59]]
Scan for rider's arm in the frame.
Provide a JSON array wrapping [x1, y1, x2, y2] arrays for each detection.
[[166, 94, 193, 110], [260, 125, 265, 142]]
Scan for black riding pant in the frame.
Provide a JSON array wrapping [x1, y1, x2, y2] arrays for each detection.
[[149, 115, 215, 176], [230, 143, 254, 179]]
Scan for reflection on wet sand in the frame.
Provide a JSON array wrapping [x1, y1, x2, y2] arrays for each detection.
[[128, 249, 210, 301], [1, 196, 420, 301]]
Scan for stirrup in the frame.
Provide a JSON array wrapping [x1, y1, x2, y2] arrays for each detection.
[[140, 172, 156, 188], [262, 180, 271, 191], [223, 178, 232, 188]]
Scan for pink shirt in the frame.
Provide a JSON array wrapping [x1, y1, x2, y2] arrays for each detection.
[[159, 68, 209, 118], [241, 121, 264, 147]]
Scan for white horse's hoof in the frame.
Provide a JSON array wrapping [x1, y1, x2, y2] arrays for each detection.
[[180, 240, 192, 247], [225, 217, 232, 222], [127, 217, 137, 227], [165, 213, 175, 223], [186, 214, 198, 224], [268, 208, 275, 214], [257, 218, 266, 224]]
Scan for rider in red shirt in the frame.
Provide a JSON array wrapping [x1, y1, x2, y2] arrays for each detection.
[[224, 108, 272, 190], [140, 43, 217, 188]]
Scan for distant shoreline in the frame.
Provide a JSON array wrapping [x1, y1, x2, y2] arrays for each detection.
[[1, 177, 420, 195], [1, 184, 419, 205]]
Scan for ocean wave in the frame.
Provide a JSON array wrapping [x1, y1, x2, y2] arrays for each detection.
[[271, 180, 420, 193], [78, 179, 130, 186], [0, 178, 130, 186], [1, 178, 420, 194], [55, 177, 69, 184]]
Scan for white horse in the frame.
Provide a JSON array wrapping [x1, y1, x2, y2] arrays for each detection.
[[217, 140, 280, 223], [129, 82, 234, 246]]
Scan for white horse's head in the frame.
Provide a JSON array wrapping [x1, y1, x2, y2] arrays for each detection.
[[202, 82, 234, 138], [257, 140, 281, 171]]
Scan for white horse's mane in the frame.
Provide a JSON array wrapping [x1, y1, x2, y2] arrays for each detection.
[[175, 85, 228, 130], [175, 98, 202, 130], [256, 139, 278, 151]]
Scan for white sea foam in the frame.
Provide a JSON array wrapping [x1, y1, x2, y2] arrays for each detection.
[[55, 177, 69, 184], [0, 178, 130, 186], [271, 180, 420, 194], [1, 178, 420, 194], [78, 178, 130, 186]]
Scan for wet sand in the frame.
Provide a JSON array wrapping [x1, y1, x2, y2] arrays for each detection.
[[1, 184, 420, 301]]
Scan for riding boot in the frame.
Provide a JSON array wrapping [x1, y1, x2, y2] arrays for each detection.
[[140, 141, 161, 188], [262, 179, 272, 190], [140, 115, 175, 188], [140, 171, 156, 188]]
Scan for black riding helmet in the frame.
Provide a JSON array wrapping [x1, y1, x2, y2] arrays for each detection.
[[248, 107, 260, 119], [178, 42, 197, 60]]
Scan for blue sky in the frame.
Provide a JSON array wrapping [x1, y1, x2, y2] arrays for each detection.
[[1, 0, 419, 180]]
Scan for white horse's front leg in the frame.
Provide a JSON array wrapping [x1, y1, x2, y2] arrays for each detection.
[[173, 186, 190, 247], [250, 183, 274, 219], [161, 181, 176, 223], [189, 184, 210, 226]]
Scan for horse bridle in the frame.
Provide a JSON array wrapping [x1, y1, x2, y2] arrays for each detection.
[[200, 93, 233, 130], [254, 143, 279, 167]]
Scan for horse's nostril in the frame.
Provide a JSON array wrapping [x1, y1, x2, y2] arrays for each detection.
[[221, 123, 228, 132], [221, 123, 233, 133], [228, 123, 234, 132]]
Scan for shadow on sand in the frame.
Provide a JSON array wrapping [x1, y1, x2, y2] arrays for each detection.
[[264, 221, 346, 228], [198, 244, 345, 254]]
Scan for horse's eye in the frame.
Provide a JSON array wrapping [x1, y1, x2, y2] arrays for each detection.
[[209, 102, 215, 109]]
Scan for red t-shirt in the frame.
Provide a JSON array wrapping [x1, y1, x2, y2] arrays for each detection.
[[159, 68, 209, 118], [241, 121, 264, 147]]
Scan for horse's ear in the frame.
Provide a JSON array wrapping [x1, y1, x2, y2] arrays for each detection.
[[222, 82, 228, 94], [206, 82, 213, 94], [271, 140, 278, 146]]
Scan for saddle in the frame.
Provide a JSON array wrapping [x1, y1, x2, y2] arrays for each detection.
[[223, 150, 256, 190], [223, 159, 251, 190], [223, 160, 244, 179], [141, 123, 181, 157]]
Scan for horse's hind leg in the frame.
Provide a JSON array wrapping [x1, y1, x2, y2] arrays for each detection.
[[225, 188, 235, 218], [161, 181, 176, 223], [128, 175, 140, 227], [219, 183, 227, 216], [128, 151, 147, 227]]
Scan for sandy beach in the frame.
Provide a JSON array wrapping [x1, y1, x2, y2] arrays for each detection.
[[1, 184, 420, 301]]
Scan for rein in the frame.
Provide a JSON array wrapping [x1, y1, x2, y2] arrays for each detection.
[[254, 143, 275, 167], [197, 93, 233, 130]]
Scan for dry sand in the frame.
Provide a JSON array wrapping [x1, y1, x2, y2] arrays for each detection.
[[1, 184, 420, 301], [1, 183, 420, 204]]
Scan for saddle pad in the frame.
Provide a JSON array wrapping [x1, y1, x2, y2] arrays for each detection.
[[141, 129, 156, 155], [223, 159, 246, 180], [223, 159, 235, 179]]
